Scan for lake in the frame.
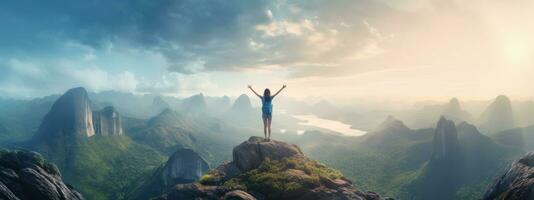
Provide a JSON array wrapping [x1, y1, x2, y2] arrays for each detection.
[[292, 114, 367, 137]]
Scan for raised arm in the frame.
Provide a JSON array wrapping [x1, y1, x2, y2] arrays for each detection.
[[272, 85, 286, 98], [248, 85, 262, 98]]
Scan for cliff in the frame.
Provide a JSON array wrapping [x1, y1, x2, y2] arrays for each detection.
[[484, 152, 534, 200], [92, 106, 123, 136]]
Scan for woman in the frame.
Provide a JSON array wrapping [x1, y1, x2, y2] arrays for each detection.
[[248, 85, 286, 141]]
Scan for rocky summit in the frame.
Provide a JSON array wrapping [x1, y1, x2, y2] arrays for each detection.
[[483, 152, 534, 200], [0, 149, 84, 200], [155, 136, 392, 200], [232, 136, 304, 171]]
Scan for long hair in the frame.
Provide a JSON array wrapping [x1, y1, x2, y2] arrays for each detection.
[[263, 88, 271, 101]]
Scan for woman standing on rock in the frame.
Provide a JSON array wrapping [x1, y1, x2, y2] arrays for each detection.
[[248, 85, 286, 141]]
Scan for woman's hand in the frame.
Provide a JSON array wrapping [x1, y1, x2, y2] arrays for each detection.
[[282, 85, 287, 89], [248, 85, 252, 89]]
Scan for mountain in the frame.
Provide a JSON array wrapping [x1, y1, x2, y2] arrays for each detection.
[[231, 94, 253, 111], [88, 90, 156, 118], [34, 87, 95, 141], [492, 125, 534, 151], [442, 98, 473, 124], [406, 98, 473, 129], [206, 96, 231, 114], [128, 148, 209, 200], [152, 96, 171, 113], [31, 87, 95, 166], [431, 117, 460, 163], [363, 116, 419, 147], [93, 106, 123, 136], [0, 149, 84, 200], [483, 152, 534, 200], [409, 117, 462, 200], [408, 118, 519, 200], [0, 95, 58, 144], [129, 108, 247, 165], [155, 136, 391, 200], [478, 95, 515, 134], [181, 93, 207, 113], [29, 87, 166, 200]]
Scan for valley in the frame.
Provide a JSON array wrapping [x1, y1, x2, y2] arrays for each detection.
[[0, 87, 532, 200]]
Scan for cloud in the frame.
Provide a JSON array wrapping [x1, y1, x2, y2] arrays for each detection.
[[137, 72, 215, 95], [0, 0, 391, 76]]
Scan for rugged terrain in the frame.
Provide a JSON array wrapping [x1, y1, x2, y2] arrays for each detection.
[[483, 152, 534, 200], [0, 149, 84, 200], [155, 136, 391, 200]]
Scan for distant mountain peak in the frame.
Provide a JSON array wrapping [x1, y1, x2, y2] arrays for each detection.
[[182, 93, 207, 112], [445, 98, 461, 111], [232, 94, 252, 110], [148, 108, 188, 128], [375, 115, 408, 131], [495, 95, 511, 103], [479, 95, 514, 133]]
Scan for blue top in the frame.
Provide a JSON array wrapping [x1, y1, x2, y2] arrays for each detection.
[[261, 96, 273, 114]]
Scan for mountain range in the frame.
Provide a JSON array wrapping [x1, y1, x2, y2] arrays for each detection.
[[0, 87, 532, 200]]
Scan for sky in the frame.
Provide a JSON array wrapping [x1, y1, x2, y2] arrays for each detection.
[[1, 0, 533, 102]]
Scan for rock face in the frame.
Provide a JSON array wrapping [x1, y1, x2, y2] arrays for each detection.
[[161, 149, 209, 186], [484, 152, 534, 200], [34, 87, 95, 140], [0, 149, 84, 200], [92, 106, 123, 136], [479, 95, 515, 133], [432, 117, 460, 162], [129, 149, 209, 200], [156, 137, 391, 200]]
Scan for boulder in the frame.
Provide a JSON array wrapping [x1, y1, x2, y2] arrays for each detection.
[[0, 149, 84, 200], [233, 136, 303, 171]]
